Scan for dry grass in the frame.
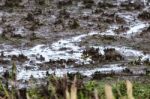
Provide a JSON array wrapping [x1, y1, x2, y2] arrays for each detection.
[[65, 80, 135, 99], [0, 75, 138, 99], [105, 84, 115, 99], [94, 89, 99, 99], [126, 80, 134, 99], [66, 76, 77, 99]]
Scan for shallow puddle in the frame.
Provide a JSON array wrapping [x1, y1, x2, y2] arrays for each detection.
[[0, 1, 150, 81]]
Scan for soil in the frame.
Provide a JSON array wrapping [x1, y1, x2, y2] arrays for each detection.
[[0, 0, 150, 87]]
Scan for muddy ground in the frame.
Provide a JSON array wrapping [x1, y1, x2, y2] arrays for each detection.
[[0, 0, 150, 87]]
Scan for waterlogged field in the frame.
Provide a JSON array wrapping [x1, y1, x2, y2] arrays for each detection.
[[0, 0, 150, 98]]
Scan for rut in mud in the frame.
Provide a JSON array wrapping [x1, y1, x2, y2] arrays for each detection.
[[0, 0, 150, 84]]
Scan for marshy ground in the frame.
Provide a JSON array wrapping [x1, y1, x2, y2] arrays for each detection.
[[0, 0, 150, 96]]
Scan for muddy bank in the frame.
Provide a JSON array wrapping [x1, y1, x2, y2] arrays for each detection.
[[0, 0, 149, 84]]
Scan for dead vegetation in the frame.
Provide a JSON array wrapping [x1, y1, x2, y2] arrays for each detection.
[[138, 10, 150, 20], [82, 47, 123, 63], [120, 1, 144, 10], [11, 54, 29, 62], [0, 73, 149, 99], [4, 0, 21, 7]]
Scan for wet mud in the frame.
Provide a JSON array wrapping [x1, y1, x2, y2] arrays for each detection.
[[0, 0, 150, 87]]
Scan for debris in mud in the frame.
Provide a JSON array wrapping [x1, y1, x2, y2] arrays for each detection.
[[138, 10, 150, 20], [29, 33, 39, 41], [115, 15, 126, 24], [1, 24, 24, 39], [83, 0, 95, 8], [128, 56, 142, 65], [36, 55, 45, 62], [58, 9, 70, 19], [0, 15, 6, 24], [96, 23, 108, 32], [143, 58, 150, 66], [102, 10, 116, 18], [82, 47, 103, 62], [129, 67, 148, 75], [54, 18, 63, 26], [92, 71, 115, 80], [35, 0, 47, 5], [92, 66, 149, 80], [32, 8, 42, 15], [29, 20, 42, 31], [146, 69, 150, 75], [122, 68, 133, 74], [100, 11, 126, 24], [94, 8, 104, 13], [11, 33, 24, 39], [97, 0, 117, 9], [104, 48, 124, 61], [120, 1, 144, 10], [25, 13, 35, 22], [0, 58, 10, 64], [102, 35, 117, 41], [103, 17, 115, 24], [114, 25, 129, 34], [146, 25, 150, 31], [4, 0, 21, 7], [23, 13, 43, 31], [80, 34, 131, 46], [134, 24, 150, 53], [45, 59, 76, 68], [2, 25, 15, 39], [128, 56, 150, 66], [57, 0, 72, 8], [0, 51, 4, 57], [11, 54, 29, 62], [67, 72, 86, 80], [68, 18, 80, 29], [82, 47, 123, 63]]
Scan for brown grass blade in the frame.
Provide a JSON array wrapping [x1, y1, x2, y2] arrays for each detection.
[[70, 76, 77, 99], [94, 89, 99, 99], [66, 88, 70, 99], [126, 80, 134, 99], [105, 84, 115, 99], [26, 93, 31, 99]]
